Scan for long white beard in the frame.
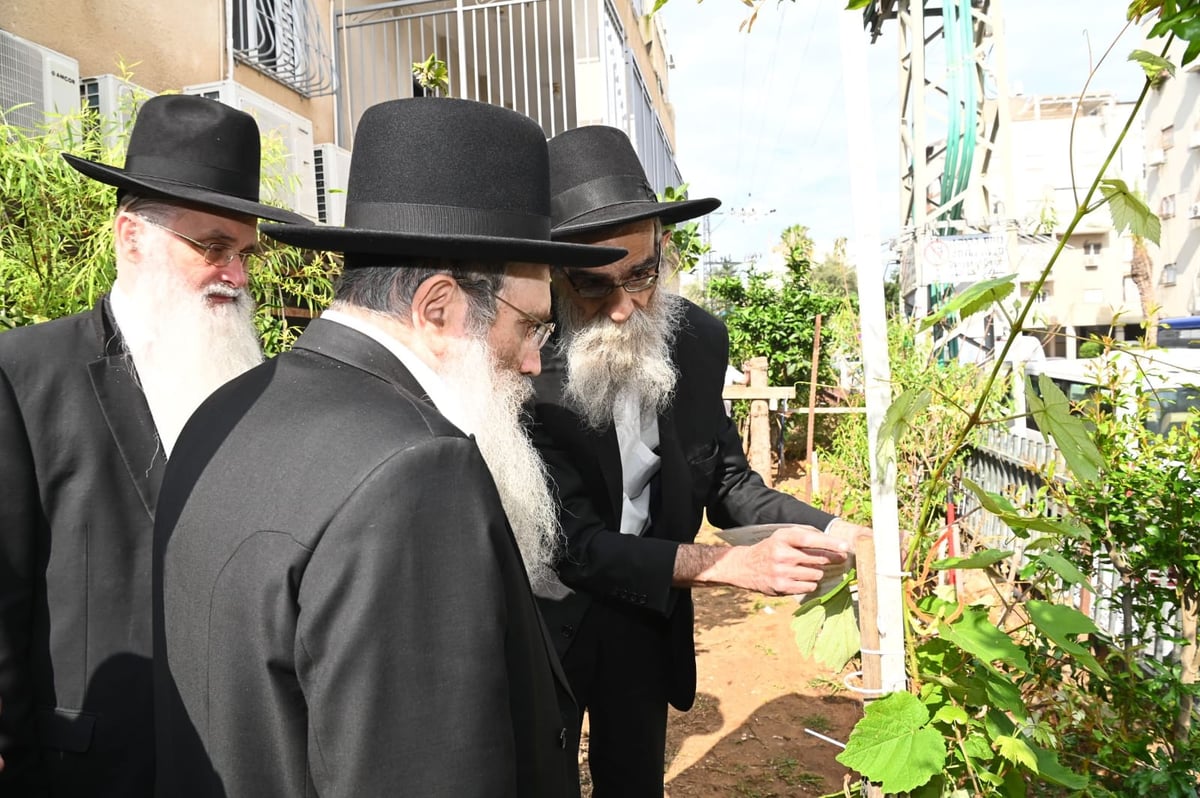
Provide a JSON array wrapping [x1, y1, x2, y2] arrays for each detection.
[[438, 336, 561, 591], [557, 286, 686, 431], [113, 243, 263, 458]]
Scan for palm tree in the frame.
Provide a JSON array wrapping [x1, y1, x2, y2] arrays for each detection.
[[1129, 234, 1158, 347]]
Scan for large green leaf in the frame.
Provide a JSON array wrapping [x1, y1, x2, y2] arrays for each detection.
[[791, 579, 860, 671], [918, 274, 1016, 333], [837, 691, 947, 793], [1026, 600, 1106, 677], [939, 607, 1030, 673], [1026, 375, 1104, 483], [962, 478, 1090, 538], [931, 548, 1013, 570], [1098, 178, 1161, 244], [1033, 551, 1096, 592], [877, 386, 931, 472], [1030, 742, 1088, 788]]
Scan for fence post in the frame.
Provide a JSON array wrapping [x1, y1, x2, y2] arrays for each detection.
[[745, 356, 773, 487]]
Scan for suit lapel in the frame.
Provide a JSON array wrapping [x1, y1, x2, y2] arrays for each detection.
[[87, 301, 165, 519]]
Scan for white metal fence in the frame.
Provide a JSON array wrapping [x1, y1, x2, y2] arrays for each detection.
[[963, 426, 1178, 659]]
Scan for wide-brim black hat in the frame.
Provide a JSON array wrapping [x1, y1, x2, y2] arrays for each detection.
[[548, 125, 720, 237], [62, 94, 309, 224], [262, 98, 625, 267]]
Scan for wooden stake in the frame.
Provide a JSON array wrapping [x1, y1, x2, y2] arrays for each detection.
[[807, 313, 823, 497], [746, 356, 773, 487]]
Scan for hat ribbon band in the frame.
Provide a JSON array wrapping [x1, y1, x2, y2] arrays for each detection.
[[551, 174, 656, 225], [345, 201, 550, 239], [123, 154, 259, 201]]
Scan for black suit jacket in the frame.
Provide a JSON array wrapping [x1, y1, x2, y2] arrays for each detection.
[[0, 299, 164, 796], [153, 319, 576, 797], [531, 300, 835, 710]]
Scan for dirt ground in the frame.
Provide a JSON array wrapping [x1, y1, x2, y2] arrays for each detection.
[[579, 467, 865, 798]]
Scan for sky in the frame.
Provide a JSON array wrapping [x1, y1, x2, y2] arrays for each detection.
[[656, 0, 1151, 274]]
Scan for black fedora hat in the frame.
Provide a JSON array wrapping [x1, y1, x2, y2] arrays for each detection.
[[548, 125, 720, 237], [62, 94, 308, 224], [261, 98, 625, 267]]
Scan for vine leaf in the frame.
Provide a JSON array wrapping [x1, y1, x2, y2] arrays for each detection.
[[940, 607, 1030, 673], [877, 386, 931, 473], [1128, 49, 1175, 82], [1026, 600, 1107, 678], [792, 574, 860, 670], [961, 478, 1090, 538], [1025, 375, 1104, 483], [1098, 178, 1160, 245], [836, 691, 947, 793], [996, 735, 1038, 770], [917, 274, 1016, 333]]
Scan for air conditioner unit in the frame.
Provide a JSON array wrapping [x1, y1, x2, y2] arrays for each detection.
[[183, 79, 318, 221], [1146, 147, 1167, 165], [0, 29, 80, 133], [313, 143, 351, 226], [1190, 203, 1200, 220], [79, 74, 156, 153], [1083, 255, 1099, 269]]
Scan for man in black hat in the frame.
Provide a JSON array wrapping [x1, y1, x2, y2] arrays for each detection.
[[152, 97, 624, 797], [530, 125, 873, 796], [0, 94, 308, 796]]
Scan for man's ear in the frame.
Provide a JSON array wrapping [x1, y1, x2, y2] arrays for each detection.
[[410, 273, 466, 356], [114, 213, 141, 261]]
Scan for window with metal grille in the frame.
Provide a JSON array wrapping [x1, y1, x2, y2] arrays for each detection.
[[232, 0, 334, 97]]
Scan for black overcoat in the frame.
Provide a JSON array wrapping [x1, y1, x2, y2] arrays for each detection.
[[153, 318, 576, 797], [0, 299, 163, 796]]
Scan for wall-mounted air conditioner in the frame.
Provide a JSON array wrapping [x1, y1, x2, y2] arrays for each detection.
[[183, 79, 318, 221], [313, 143, 351, 226], [1146, 147, 1167, 166], [79, 74, 156, 153], [0, 29, 80, 133]]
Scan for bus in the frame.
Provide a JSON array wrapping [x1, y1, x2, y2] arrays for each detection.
[[1158, 316, 1200, 349]]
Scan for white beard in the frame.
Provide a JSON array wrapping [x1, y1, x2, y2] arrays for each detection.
[[112, 241, 263, 458], [556, 286, 686, 431], [438, 335, 561, 591]]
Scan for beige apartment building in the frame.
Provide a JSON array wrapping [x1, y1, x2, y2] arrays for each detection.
[[2, 0, 682, 224], [1142, 47, 1200, 322]]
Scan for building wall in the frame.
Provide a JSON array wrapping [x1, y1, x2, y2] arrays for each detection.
[[1143, 50, 1200, 317], [3, 0, 338, 143], [1009, 94, 1145, 332]]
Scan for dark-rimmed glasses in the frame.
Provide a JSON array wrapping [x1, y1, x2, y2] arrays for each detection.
[[137, 216, 260, 269], [561, 245, 662, 299], [492, 292, 556, 350]]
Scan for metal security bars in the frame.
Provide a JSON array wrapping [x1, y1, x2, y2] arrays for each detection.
[[334, 0, 575, 147], [232, 0, 336, 97]]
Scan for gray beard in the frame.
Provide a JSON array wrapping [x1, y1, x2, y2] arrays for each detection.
[[438, 335, 561, 592], [112, 243, 263, 458], [556, 286, 686, 431]]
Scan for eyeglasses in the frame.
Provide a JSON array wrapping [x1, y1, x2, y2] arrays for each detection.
[[137, 216, 260, 269], [561, 245, 662, 299], [491, 292, 556, 350]]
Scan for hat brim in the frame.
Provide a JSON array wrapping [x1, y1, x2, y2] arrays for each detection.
[[552, 197, 721, 238], [62, 153, 311, 225], [259, 223, 627, 267]]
